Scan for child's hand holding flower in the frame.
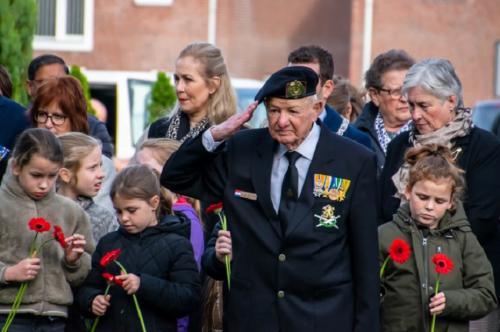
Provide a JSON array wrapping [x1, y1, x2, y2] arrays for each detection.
[[116, 273, 141, 295], [64, 233, 86, 265], [215, 230, 232, 263], [4, 258, 41, 282], [429, 292, 446, 315], [92, 294, 111, 316]]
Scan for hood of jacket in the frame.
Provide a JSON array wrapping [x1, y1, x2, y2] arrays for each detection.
[[119, 210, 191, 240], [393, 201, 470, 234]]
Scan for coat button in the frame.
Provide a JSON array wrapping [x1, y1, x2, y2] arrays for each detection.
[[278, 253, 286, 262], [277, 290, 285, 298]]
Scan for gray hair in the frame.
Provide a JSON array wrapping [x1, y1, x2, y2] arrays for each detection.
[[402, 58, 463, 108]]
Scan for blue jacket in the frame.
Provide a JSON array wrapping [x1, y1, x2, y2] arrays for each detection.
[[0, 96, 29, 183], [323, 105, 372, 150]]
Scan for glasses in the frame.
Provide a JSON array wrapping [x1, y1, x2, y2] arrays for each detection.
[[34, 111, 67, 126], [378, 87, 403, 99]]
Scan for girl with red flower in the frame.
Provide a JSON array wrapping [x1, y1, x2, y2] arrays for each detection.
[[76, 165, 200, 332], [378, 144, 496, 332], [0, 129, 94, 331]]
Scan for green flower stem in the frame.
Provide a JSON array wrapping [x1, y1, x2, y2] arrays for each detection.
[[379, 256, 391, 279], [1, 282, 28, 332], [131, 294, 147, 332], [1, 234, 41, 332], [89, 284, 111, 332], [430, 276, 441, 332], [218, 212, 231, 290], [113, 261, 147, 332]]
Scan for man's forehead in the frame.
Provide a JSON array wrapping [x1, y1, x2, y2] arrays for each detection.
[[267, 97, 310, 108], [35, 63, 66, 80]]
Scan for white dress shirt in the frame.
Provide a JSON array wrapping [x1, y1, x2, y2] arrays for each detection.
[[202, 123, 321, 212]]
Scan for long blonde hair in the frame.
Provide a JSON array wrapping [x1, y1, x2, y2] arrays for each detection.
[[178, 42, 237, 124]]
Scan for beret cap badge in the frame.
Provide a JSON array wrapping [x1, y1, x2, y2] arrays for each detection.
[[285, 80, 306, 99]]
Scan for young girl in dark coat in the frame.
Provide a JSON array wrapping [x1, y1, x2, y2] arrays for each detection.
[[76, 165, 201, 332]]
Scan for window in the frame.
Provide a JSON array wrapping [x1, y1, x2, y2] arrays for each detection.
[[34, 0, 94, 52]]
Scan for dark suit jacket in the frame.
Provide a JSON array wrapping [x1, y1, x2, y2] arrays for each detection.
[[161, 124, 379, 332], [324, 104, 373, 150]]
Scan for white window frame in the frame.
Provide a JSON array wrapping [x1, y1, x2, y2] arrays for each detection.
[[496, 41, 500, 97], [34, 0, 94, 52], [134, 0, 174, 6]]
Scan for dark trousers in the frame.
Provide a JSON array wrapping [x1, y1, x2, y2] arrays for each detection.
[[0, 314, 65, 332]]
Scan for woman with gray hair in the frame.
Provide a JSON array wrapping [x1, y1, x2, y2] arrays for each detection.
[[379, 58, 500, 330]]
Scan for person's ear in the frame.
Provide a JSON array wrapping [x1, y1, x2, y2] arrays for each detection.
[[208, 76, 221, 95], [321, 79, 334, 99], [447, 95, 457, 111], [58, 168, 73, 184], [26, 80, 35, 99], [313, 99, 323, 117], [404, 185, 412, 201], [11, 160, 21, 176], [368, 88, 381, 107], [149, 195, 160, 210]]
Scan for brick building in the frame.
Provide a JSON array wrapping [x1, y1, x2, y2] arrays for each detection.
[[35, 0, 500, 106]]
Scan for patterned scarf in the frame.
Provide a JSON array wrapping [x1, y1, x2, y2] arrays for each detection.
[[391, 107, 473, 200], [374, 112, 412, 153], [165, 111, 210, 143]]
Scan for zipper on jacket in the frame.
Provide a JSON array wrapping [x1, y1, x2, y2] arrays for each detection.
[[422, 235, 430, 331]]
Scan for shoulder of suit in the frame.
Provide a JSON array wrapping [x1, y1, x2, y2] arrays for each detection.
[[320, 124, 375, 159]]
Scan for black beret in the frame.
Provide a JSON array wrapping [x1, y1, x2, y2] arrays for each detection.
[[254, 66, 319, 103]]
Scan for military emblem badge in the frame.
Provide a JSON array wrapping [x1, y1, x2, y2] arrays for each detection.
[[314, 204, 341, 229], [313, 174, 351, 201], [285, 80, 306, 98]]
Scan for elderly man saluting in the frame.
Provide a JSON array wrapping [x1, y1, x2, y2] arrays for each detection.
[[161, 66, 379, 332]]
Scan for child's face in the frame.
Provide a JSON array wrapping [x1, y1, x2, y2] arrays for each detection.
[[136, 148, 163, 174], [113, 195, 159, 234], [405, 178, 453, 229], [12, 154, 60, 200], [72, 147, 104, 198]]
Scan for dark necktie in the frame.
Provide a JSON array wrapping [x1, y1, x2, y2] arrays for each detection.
[[278, 151, 301, 234]]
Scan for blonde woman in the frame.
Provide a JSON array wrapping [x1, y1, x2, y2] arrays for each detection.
[[148, 42, 237, 141]]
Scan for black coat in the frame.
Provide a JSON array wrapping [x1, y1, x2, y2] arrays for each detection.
[[76, 214, 201, 332], [161, 124, 380, 332], [354, 101, 386, 170], [88, 114, 114, 158], [379, 127, 500, 295]]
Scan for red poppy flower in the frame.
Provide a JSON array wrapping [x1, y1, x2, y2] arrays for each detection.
[[101, 272, 123, 286], [53, 225, 67, 248], [388, 238, 411, 264], [102, 272, 114, 282], [432, 253, 454, 274], [205, 202, 223, 214], [28, 218, 51, 233], [100, 249, 122, 268]]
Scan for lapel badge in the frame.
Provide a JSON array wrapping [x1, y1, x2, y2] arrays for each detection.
[[285, 80, 306, 99], [315, 204, 340, 229], [314, 174, 351, 201], [234, 189, 258, 201]]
